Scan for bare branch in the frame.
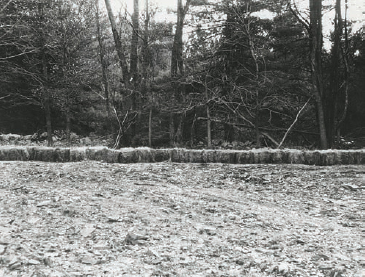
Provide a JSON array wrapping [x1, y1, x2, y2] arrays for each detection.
[[218, 97, 255, 127], [288, 0, 310, 32], [277, 97, 311, 148], [0, 50, 37, 60], [0, 0, 13, 13]]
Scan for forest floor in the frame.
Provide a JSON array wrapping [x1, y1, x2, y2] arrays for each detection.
[[0, 161, 364, 277]]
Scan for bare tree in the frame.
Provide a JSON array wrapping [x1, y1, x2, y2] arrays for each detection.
[[95, 0, 113, 134], [104, 0, 130, 85], [290, 0, 327, 148], [171, 0, 191, 77], [38, 1, 53, 147]]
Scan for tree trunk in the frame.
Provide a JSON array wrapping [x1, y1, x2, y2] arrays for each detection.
[[255, 106, 261, 147], [96, 0, 113, 134], [43, 85, 53, 147], [190, 112, 196, 147], [206, 105, 211, 148], [130, 0, 139, 141], [175, 114, 183, 145], [247, 12, 261, 148], [309, 0, 328, 149], [327, 0, 342, 147], [171, 0, 191, 77], [104, 0, 129, 85], [142, 0, 149, 89], [335, 0, 350, 142], [204, 77, 211, 148], [39, 2, 52, 147], [130, 0, 139, 84], [65, 98, 71, 146], [169, 113, 175, 147], [148, 108, 152, 147]]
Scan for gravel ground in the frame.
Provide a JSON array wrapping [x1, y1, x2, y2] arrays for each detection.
[[0, 161, 364, 276]]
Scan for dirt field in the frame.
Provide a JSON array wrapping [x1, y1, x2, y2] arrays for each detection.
[[0, 161, 364, 276]]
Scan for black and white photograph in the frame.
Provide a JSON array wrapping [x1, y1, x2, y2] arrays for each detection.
[[0, 0, 364, 276]]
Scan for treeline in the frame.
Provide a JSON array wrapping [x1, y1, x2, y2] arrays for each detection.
[[0, 0, 364, 149]]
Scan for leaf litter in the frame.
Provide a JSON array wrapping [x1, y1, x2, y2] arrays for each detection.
[[0, 161, 364, 276]]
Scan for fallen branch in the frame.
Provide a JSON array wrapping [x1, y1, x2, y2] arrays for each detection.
[[277, 98, 311, 149]]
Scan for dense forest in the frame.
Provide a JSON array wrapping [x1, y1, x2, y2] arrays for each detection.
[[0, 0, 364, 149]]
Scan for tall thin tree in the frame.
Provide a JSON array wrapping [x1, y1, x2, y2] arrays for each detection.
[[171, 0, 191, 77], [95, 0, 113, 134], [38, 1, 53, 146], [309, 0, 327, 149], [104, 0, 130, 85]]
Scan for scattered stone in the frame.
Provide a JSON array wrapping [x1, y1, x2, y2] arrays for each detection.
[[197, 225, 217, 236], [68, 272, 83, 276], [341, 183, 359, 191], [8, 256, 21, 270], [43, 257, 52, 266], [0, 245, 6, 255], [0, 237, 10, 245], [107, 216, 122, 222], [36, 200, 52, 207], [328, 266, 345, 277], [124, 233, 148, 245], [93, 241, 109, 250], [295, 239, 305, 245], [311, 253, 330, 261], [27, 259, 41, 265], [353, 269, 365, 277], [278, 262, 290, 274], [80, 224, 95, 237], [318, 263, 333, 270], [80, 255, 97, 265], [333, 253, 351, 261], [145, 249, 160, 257]]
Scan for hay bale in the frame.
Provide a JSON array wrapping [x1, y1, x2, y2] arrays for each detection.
[[94, 147, 108, 161], [236, 151, 252, 164], [0, 146, 29, 161], [201, 150, 216, 163], [28, 147, 50, 161], [338, 151, 351, 165], [215, 150, 236, 163], [86, 147, 108, 161], [272, 149, 291, 164], [171, 149, 187, 163], [2, 146, 365, 165], [303, 151, 321, 165], [350, 151, 361, 164], [52, 148, 70, 162], [70, 148, 87, 161], [358, 150, 365, 164], [255, 149, 273, 163], [26, 147, 36, 160], [187, 150, 204, 163], [320, 150, 338, 165], [119, 148, 138, 163], [250, 149, 262, 163], [287, 149, 304, 164], [135, 148, 154, 162], [346, 150, 362, 164], [105, 149, 120, 163], [352, 150, 365, 164], [151, 149, 170, 162], [182, 149, 192, 163]]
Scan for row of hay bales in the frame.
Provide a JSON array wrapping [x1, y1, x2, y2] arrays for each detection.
[[1, 146, 365, 165]]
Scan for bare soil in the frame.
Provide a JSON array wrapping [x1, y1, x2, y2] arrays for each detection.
[[0, 161, 364, 276]]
